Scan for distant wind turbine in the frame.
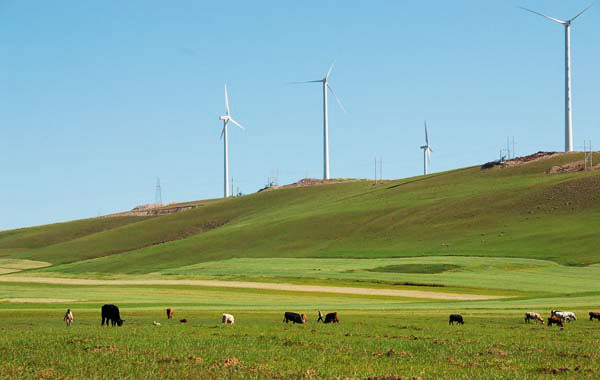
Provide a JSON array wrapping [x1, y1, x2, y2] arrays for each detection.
[[520, 5, 593, 152], [218, 84, 245, 198], [293, 62, 346, 180], [420, 121, 432, 175]]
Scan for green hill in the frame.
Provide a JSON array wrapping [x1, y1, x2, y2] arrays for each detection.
[[2, 152, 600, 277]]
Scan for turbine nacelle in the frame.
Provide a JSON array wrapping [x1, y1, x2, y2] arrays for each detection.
[[219, 115, 230, 122]]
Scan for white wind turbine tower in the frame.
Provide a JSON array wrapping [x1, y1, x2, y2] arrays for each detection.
[[520, 5, 593, 152], [293, 62, 346, 180], [218, 84, 245, 198], [420, 121, 432, 175]]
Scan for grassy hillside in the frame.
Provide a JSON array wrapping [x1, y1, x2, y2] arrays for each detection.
[[2, 152, 600, 276]]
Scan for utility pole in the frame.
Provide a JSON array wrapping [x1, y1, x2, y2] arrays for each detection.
[[512, 136, 515, 159], [374, 157, 383, 183], [155, 178, 162, 205], [374, 157, 377, 184]]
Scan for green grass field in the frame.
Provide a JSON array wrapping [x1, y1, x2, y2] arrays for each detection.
[[2, 152, 600, 274], [3, 153, 600, 378], [2, 308, 600, 380]]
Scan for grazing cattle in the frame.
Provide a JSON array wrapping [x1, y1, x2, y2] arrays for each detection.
[[101, 304, 124, 327], [525, 312, 544, 324], [179, 319, 188, 323], [64, 309, 74, 327], [589, 312, 600, 321], [324, 312, 339, 324], [166, 308, 174, 320], [552, 310, 576, 322], [222, 313, 235, 324], [449, 314, 464, 325], [152, 321, 161, 326], [283, 312, 307, 324], [547, 316, 564, 327]]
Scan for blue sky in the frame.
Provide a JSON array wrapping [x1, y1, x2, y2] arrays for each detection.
[[1, 0, 598, 231]]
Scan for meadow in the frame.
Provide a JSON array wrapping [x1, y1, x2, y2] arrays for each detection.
[[2, 308, 600, 380], [2, 153, 600, 378]]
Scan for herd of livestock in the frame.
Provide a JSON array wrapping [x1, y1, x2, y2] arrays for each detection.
[[61, 304, 600, 328]]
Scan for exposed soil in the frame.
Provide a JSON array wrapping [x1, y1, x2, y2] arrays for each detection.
[[0, 276, 505, 301], [110, 203, 201, 217], [258, 178, 368, 192], [481, 152, 561, 170], [547, 160, 600, 174], [481, 151, 600, 174]]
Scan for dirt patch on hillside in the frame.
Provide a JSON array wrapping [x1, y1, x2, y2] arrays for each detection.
[[110, 203, 202, 217], [259, 178, 368, 192], [0, 276, 505, 301], [547, 160, 600, 174], [481, 152, 561, 170]]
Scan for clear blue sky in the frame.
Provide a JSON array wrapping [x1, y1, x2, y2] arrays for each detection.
[[1, 0, 598, 231]]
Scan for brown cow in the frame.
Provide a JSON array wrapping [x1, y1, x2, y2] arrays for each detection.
[[166, 308, 174, 320], [589, 312, 600, 321], [547, 316, 564, 327]]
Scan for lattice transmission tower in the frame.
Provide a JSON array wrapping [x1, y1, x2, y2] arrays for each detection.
[[155, 177, 163, 205]]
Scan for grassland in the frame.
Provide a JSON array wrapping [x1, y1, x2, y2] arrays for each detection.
[[2, 153, 600, 378], [2, 308, 600, 379], [1, 152, 600, 276]]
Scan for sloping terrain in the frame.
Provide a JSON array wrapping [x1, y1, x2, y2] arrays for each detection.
[[1, 152, 599, 276]]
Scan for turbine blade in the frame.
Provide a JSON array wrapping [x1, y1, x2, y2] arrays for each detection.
[[424, 122, 429, 146], [327, 84, 346, 113], [290, 80, 323, 84], [224, 84, 230, 115], [519, 6, 566, 24], [229, 118, 245, 130], [220, 124, 226, 140], [326, 60, 336, 79], [569, 4, 593, 22]]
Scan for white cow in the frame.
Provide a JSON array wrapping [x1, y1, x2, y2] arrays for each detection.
[[552, 310, 576, 322], [222, 313, 235, 324], [525, 312, 544, 324], [64, 309, 74, 327]]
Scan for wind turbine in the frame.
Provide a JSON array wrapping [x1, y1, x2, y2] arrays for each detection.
[[420, 121, 432, 175], [218, 84, 245, 198], [520, 4, 593, 152], [293, 62, 346, 180]]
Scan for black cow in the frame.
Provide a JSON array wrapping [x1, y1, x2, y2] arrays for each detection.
[[283, 312, 307, 324], [317, 310, 339, 323], [449, 314, 464, 325], [101, 304, 124, 327]]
